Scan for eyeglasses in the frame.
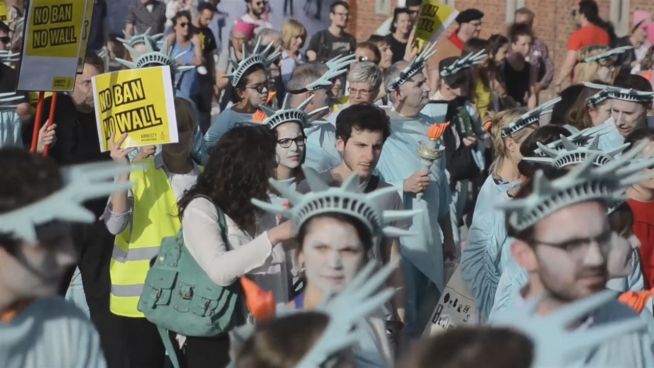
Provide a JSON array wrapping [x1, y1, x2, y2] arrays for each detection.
[[277, 136, 306, 148], [246, 84, 269, 94], [531, 230, 613, 260], [348, 87, 375, 96]]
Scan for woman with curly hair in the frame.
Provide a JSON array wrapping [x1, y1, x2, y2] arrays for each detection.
[[177, 125, 294, 367]]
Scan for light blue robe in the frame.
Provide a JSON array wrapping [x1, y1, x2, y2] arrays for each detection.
[[303, 123, 341, 172], [376, 112, 452, 336], [203, 108, 254, 148], [376, 112, 452, 287], [461, 176, 514, 321], [491, 291, 654, 368], [0, 110, 22, 148]]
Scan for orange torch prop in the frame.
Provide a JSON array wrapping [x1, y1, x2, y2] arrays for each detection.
[[416, 122, 449, 200]]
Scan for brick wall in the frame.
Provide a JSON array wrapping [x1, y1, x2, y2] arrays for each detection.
[[348, 0, 654, 95]]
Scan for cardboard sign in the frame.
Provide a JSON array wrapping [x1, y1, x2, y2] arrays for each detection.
[[415, 0, 458, 51], [18, 0, 89, 91], [423, 265, 478, 336], [92, 66, 178, 152], [77, 0, 95, 73]]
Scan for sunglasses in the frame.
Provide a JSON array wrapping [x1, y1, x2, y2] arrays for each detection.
[[178, 22, 189, 28], [0, 36, 9, 44], [246, 84, 269, 94]]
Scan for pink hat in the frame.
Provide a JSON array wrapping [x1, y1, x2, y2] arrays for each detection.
[[633, 10, 654, 43], [233, 19, 256, 41]]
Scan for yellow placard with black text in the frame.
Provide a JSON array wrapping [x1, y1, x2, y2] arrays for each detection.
[[17, 0, 89, 91], [25, 0, 85, 58], [414, 0, 458, 52], [92, 66, 179, 152]]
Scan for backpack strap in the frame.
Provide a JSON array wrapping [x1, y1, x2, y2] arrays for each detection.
[[158, 326, 181, 368], [194, 195, 228, 245]]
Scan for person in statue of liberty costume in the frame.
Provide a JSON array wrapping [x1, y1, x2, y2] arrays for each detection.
[[461, 106, 536, 321], [491, 126, 644, 320], [490, 146, 654, 368], [375, 43, 456, 337]]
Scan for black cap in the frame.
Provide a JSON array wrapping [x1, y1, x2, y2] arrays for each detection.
[[405, 0, 422, 6], [455, 8, 484, 24]]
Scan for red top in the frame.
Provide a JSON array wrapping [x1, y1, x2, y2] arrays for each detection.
[[567, 24, 610, 51], [448, 31, 465, 51], [628, 199, 654, 288]]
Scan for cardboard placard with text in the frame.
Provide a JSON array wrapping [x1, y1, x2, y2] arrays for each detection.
[[415, 0, 458, 52], [76, 0, 95, 73], [92, 66, 178, 152], [423, 265, 478, 336], [17, 0, 89, 91]]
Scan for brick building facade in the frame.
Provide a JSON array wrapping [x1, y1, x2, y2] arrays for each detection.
[[347, 0, 654, 92]]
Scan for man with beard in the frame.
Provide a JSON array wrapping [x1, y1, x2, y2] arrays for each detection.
[[240, 0, 273, 35], [494, 155, 654, 367], [377, 55, 456, 337]]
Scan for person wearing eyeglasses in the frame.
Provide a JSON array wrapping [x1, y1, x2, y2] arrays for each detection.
[[205, 61, 269, 147], [124, 0, 166, 37], [306, 1, 356, 63], [553, 0, 611, 92], [240, 0, 273, 35], [327, 62, 383, 126]]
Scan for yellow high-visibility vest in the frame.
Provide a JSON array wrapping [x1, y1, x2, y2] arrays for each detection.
[[110, 157, 181, 317]]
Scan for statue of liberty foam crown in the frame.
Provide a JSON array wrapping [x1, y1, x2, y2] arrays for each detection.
[[388, 41, 438, 92], [498, 141, 654, 232], [251, 166, 419, 239], [439, 49, 488, 77], [501, 97, 562, 138], [524, 134, 629, 169], [224, 37, 281, 87], [258, 94, 329, 130], [0, 161, 134, 242]]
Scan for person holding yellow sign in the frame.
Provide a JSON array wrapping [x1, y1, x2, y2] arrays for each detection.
[[103, 97, 200, 368]]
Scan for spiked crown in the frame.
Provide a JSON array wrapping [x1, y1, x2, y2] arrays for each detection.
[[388, 42, 437, 92], [524, 135, 628, 169], [252, 167, 418, 238], [585, 81, 654, 104], [498, 142, 654, 231], [225, 37, 281, 87], [115, 38, 194, 75], [583, 45, 633, 64], [0, 162, 133, 242], [117, 28, 164, 49], [440, 49, 488, 77], [0, 92, 25, 110], [501, 97, 561, 138], [260, 95, 329, 130], [303, 53, 356, 92]]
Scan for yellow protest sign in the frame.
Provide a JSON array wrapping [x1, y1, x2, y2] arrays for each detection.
[[18, 0, 88, 91], [25, 0, 85, 58], [92, 66, 178, 152], [414, 0, 458, 51], [0, 3, 8, 23]]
